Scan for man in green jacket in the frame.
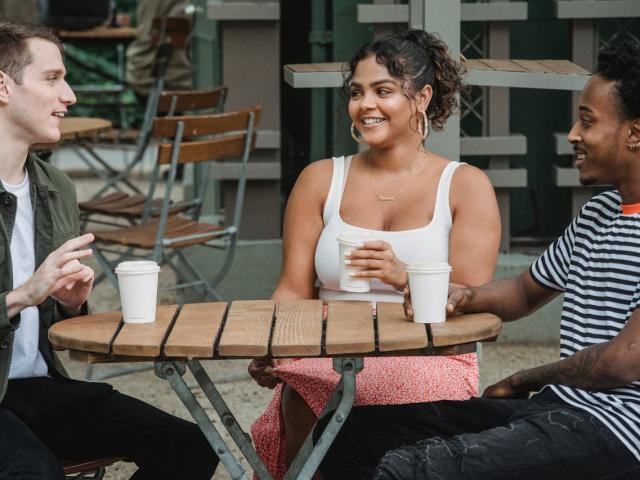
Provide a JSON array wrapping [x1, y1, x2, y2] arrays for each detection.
[[0, 21, 218, 479]]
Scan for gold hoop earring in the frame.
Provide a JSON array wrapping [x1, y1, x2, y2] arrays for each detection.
[[417, 111, 428, 140], [351, 123, 365, 144], [628, 141, 640, 152]]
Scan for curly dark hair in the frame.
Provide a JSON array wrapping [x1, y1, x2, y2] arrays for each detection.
[[596, 41, 640, 120], [342, 29, 466, 132]]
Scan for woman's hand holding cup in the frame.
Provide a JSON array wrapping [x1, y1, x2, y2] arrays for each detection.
[[344, 240, 408, 291]]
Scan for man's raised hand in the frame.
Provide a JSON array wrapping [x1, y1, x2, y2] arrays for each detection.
[[13, 233, 94, 312]]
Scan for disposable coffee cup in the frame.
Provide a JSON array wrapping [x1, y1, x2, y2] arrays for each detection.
[[115, 261, 161, 323], [337, 233, 372, 293], [406, 262, 452, 324]]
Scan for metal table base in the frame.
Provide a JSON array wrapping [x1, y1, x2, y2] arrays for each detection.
[[155, 357, 363, 480]]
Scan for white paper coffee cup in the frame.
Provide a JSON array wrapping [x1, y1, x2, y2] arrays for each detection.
[[406, 262, 452, 324], [337, 233, 372, 293], [115, 261, 161, 323]]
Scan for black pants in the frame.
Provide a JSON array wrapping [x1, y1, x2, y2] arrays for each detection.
[[0, 376, 218, 479], [317, 389, 640, 480]]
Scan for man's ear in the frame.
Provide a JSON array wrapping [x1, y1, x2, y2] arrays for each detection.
[[0, 71, 12, 105], [415, 84, 433, 115]]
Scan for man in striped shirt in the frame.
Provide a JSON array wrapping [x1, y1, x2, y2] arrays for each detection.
[[318, 41, 640, 480]]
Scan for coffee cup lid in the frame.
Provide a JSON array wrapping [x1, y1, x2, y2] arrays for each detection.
[[406, 262, 452, 273], [115, 260, 161, 274], [337, 232, 371, 246]]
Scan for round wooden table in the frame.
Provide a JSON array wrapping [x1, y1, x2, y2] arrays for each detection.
[[49, 300, 502, 480], [59, 117, 112, 141], [58, 26, 137, 44]]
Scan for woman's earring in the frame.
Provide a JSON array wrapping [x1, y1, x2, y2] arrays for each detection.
[[417, 111, 429, 140], [351, 123, 365, 144], [628, 141, 640, 152]]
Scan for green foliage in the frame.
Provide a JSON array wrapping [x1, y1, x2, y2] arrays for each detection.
[[64, 0, 142, 128]]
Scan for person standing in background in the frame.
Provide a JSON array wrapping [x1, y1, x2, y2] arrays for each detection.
[[125, 0, 193, 98], [0, 1, 39, 23]]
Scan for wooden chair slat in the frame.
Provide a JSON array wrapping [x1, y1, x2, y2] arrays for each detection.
[[48, 312, 121, 353], [62, 456, 125, 475], [152, 107, 262, 137], [325, 301, 375, 355], [111, 305, 179, 357], [218, 300, 274, 357], [93, 217, 225, 249], [376, 302, 428, 352], [94, 200, 161, 218], [157, 87, 228, 113], [79, 192, 129, 210], [430, 313, 502, 347], [164, 302, 228, 357], [80, 195, 148, 216], [156, 134, 256, 165], [271, 299, 323, 357]]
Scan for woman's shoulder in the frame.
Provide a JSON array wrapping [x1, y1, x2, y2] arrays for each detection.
[[290, 158, 336, 203], [448, 162, 495, 208], [297, 158, 334, 185], [450, 162, 493, 191]]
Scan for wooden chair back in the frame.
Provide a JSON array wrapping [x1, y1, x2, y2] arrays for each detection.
[[156, 87, 228, 114], [153, 106, 262, 165]]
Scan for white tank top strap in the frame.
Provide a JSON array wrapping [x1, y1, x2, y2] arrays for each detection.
[[433, 161, 465, 229], [322, 155, 352, 225]]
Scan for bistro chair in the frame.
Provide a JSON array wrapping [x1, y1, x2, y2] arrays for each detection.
[[79, 86, 228, 229], [81, 16, 194, 200], [90, 106, 261, 301]]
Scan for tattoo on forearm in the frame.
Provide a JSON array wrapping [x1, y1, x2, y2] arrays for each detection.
[[520, 343, 612, 391]]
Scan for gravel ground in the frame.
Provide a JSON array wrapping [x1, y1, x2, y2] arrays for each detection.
[[59, 176, 562, 479]]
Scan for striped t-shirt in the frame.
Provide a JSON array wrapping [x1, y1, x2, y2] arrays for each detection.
[[530, 190, 640, 461]]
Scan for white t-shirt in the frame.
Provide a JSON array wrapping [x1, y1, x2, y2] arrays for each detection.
[[4, 171, 48, 379]]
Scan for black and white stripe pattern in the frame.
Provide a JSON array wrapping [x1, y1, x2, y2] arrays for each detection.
[[531, 190, 640, 461]]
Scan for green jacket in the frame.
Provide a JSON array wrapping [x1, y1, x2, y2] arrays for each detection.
[[0, 154, 87, 402]]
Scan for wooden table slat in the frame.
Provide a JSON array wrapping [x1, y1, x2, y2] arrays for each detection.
[[376, 302, 428, 352], [325, 301, 375, 355], [511, 59, 557, 74], [464, 59, 494, 71], [218, 300, 275, 357], [48, 311, 122, 354], [537, 59, 590, 76], [164, 302, 228, 358], [430, 313, 502, 347], [271, 299, 323, 357], [111, 305, 179, 357], [477, 59, 528, 73], [286, 62, 345, 73]]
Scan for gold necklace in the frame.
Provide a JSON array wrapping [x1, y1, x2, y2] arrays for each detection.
[[367, 151, 427, 201]]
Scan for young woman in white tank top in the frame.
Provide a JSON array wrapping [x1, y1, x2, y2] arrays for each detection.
[[249, 30, 501, 478]]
